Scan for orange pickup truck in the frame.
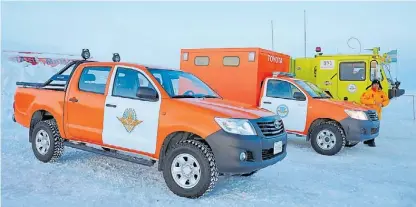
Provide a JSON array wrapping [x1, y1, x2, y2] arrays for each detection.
[[12, 50, 288, 198], [180, 48, 381, 156]]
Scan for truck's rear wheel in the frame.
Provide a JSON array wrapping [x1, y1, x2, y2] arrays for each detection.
[[310, 121, 345, 156], [162, 140, 219, 198], [31, 119, 64, 162]]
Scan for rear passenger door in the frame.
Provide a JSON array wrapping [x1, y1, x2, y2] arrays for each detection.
[[65, 65, 112, 143], [102, 66, 162, 154]]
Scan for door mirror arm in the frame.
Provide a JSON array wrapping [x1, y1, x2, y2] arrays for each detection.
[[136, 87, 159, 102], [293, 92, 306, 101]]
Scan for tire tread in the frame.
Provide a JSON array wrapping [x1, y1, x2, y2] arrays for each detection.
[[164, 139, 219, 198], [310, 120, 346, 156]]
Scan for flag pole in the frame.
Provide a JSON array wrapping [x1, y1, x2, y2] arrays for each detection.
[[304, 10, 307, 58], [396, 49, 399, 81], [271, 20, 274, 51]]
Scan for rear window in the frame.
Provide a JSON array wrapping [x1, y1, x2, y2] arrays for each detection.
[[223, 56, 240, 66], [78, 66, 111, 94], [194, 56, 209, 66]]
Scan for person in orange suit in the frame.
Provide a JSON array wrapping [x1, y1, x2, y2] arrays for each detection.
[[360, 79, 390, 147]]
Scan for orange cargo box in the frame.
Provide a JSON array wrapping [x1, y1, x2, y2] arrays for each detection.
[[180, 48, 291, 106]]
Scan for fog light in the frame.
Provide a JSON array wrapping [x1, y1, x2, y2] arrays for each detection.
[[240, 152, 247, 161], [361, 128, 367, 135]]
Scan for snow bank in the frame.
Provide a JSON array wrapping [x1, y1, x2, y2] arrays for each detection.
[[1, 53, 63, 127]]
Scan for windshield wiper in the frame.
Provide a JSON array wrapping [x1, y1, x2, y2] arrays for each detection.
[[172, 95, 197, 98], [200, 95, 219, 98]]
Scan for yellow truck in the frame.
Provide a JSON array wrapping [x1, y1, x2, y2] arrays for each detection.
[[291, 47, 405, 103]]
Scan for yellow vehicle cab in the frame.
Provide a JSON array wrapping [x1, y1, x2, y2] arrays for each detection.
[[291, 47, 405, 103]]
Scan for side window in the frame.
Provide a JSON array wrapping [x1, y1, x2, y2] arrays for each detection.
[[223, 56, 240, 66], [339, 62, 366, 81], [194, 56, 209, 66], [78, 66, 111, 94], [266, 80, 293, 99], [370, 60, 384, 81], [112, 67, 156, 99], [290, 84, 301, 97]]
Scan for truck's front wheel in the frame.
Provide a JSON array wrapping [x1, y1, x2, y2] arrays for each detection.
[[31, 119, 64, 162], [310, 121, 345, 156], [163, 140, 219, 198]]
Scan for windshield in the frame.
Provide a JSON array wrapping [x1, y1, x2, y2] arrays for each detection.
[[294, 80, 331, 99], [381, 63, 394, 83], [148, 69, 220, 98]]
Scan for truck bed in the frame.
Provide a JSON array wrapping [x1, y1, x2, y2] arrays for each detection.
[[13, 87, 66, 128]]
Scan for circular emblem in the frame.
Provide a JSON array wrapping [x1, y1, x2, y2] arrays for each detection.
[[276, 104, 289, 118], [274, 120, 280, 128], [348, 84, 357, 93]]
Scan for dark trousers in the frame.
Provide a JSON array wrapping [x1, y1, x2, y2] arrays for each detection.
[[363, 139, 375, 144]]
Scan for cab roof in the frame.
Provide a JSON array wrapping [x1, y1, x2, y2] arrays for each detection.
[[79, 61, 180, 71]]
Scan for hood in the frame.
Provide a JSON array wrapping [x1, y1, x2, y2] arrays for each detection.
[[315, 99, 371, 111], [175, 98, 275, 119]]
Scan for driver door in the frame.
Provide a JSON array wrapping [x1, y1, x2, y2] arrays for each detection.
[[102, 66, 162, 154], [260, 79, 308, 133]]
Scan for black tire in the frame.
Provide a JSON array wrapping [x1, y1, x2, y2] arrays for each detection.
[[162, 140, 219, 198], [310, 121, 346, 156], [345, 141, 359, 148], [31, 119, 64, 163], [240, 170, 258, 177]]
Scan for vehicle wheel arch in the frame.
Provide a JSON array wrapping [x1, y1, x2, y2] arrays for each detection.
[[29, 110, 55, 143], [158, 131, 211, 171], [306, 118, 345, 141]]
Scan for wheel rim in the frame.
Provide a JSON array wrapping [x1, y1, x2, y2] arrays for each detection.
[[171, 153, 201, 189], [316, 129, 336, 150], [35, 129, 51, 155]]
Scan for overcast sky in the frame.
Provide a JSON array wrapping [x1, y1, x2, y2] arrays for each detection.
[[2, 1, 415, 89]]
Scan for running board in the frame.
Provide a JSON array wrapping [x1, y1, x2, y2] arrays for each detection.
[[64, 142, 156, 167]]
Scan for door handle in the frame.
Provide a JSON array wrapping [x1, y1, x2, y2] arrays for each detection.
[[106, 104, 117, 108], [69, 97, 78, 102], [263, 101, 272, 104]]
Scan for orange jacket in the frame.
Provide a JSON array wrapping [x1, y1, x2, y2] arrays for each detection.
[[360, 88, 390, 120]]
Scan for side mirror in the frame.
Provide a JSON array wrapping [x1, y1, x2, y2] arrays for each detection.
[[136, 87, 158, 101], [293, 92, 306, 101]]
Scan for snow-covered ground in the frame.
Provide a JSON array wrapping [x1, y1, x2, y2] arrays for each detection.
[[1, 55, 416, 207]]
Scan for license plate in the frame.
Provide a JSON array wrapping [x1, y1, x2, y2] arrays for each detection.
[[274, 141, 283, 154]]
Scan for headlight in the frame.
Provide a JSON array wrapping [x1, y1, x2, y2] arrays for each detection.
[[344, 109, 368, 120], [214, 118, 257, 135]]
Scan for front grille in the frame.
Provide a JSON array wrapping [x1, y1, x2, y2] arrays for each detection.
[[257, 119, 285, 137], [262, 145, 285, 160], [366, 110, 379, 121]]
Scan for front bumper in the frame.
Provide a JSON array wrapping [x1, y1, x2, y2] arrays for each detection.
[[205, 116, 288, 174], [340, 116, 380, 142]]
